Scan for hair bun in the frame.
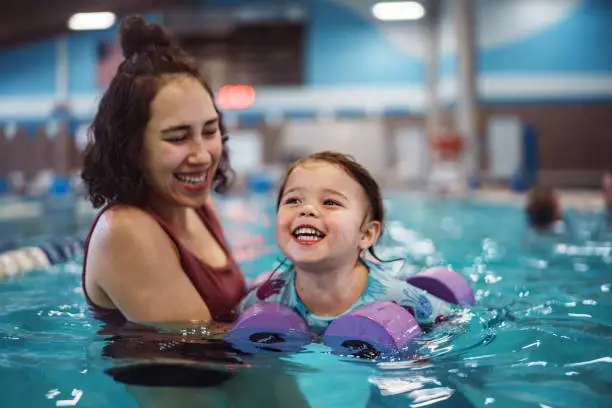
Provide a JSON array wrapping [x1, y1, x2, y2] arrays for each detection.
[[119, 15, 173, 59]]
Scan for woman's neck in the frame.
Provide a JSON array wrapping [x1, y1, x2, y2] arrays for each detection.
[[294, 258, 369, 316], [147, 198, 191, 233]]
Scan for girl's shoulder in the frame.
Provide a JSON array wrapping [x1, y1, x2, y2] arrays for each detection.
[[238, 267, 294, 312], [361, 256, 411, 281]]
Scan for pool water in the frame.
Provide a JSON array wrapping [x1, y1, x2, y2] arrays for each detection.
[[1, 192, 611, 408]]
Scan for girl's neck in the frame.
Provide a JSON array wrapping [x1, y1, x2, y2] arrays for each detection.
[[293, 258, 369, 316]]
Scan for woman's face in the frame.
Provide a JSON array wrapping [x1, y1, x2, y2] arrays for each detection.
[[142, 75, 222, 208]]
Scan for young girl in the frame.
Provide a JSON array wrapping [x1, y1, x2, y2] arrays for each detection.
[[238, 151, 456, 334]]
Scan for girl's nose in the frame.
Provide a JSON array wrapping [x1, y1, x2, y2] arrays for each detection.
[[299, 204, 317, 217]]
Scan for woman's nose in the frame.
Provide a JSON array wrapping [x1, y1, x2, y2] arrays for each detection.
[[187, 140, 212, 166]]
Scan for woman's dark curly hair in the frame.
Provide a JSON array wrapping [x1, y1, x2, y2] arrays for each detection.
[[81, 15, 233, 209]]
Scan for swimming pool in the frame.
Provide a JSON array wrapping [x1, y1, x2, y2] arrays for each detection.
[[1, 192, 611, 407]]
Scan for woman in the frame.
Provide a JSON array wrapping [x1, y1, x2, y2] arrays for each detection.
[[81, 16, 309, 408], [81, 15, 245, 326]]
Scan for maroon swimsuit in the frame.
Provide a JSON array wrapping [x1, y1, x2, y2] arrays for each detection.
[[81, 203, 246, 326]]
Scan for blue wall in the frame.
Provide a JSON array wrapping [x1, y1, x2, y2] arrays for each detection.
[[478, 0, 612, 75], [0, 0, 611, 107], [0, 40, 57, 95], [315, 0, 612, 82], [307, 0, 425, 85], [0, 12, 163, 98]]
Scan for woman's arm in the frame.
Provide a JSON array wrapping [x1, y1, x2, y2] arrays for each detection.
[[86, 206, 212, 324]]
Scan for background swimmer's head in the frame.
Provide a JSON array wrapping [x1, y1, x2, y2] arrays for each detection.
[[276, 151, 385, 261], [525, 186, 563, 230], [603, 168, 612, 208], [81, 15, 232, 208]]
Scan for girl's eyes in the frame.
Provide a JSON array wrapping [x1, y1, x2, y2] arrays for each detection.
[[282, 197, 342, 207], [323, 199, 341, 206], [283, 197, 300, 205]]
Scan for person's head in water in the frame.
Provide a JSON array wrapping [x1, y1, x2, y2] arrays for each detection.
[[525, 186, 563, 230], [275, 151, 383, 271], [81, 15, 232, 209], [602, 168, 612, 209]]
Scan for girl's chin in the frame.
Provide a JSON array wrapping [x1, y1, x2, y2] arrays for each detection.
[[285, 249, 329, 266]]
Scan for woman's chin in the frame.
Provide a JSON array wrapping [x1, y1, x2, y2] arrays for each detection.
[[179, 196, 209, 208], [171, 186, 211, 206], [160, 191, 209, 209]]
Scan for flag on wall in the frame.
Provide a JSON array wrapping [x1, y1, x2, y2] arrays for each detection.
[[97, 41, 123, 88]]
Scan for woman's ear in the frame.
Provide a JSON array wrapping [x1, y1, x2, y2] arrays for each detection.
[[359, 220, 381, 251]]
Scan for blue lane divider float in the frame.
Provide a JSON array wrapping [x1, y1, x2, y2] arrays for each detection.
[[0, 177, 7, 196], [0, 234, 86, 279], [246, 173, 275, 194], [49, 176, 72, 197]]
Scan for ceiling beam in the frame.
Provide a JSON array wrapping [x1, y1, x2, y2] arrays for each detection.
[[0, 0, 194, 48]]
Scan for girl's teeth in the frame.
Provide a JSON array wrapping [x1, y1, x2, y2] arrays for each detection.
[[293, 227, 324, 238], [297, 235, 321, 242]]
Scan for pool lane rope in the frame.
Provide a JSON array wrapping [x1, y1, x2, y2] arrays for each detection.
[[0, 235, 85, 279]]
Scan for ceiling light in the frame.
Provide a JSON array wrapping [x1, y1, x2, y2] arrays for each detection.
[[68, 12, 116, 31], [372, 2, 426, 21]]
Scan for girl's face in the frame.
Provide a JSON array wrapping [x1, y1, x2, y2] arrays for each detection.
[[276, 160, 380, 271], [142, 75, 222, 208]]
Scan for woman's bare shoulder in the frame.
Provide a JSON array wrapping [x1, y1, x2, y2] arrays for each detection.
[[89, 205, 176, 265], [103, 204, 156, 226], [86, 206, 209, 322], [94, 205, 162, 239]]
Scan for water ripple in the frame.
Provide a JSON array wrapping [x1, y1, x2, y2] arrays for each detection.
[[1, 195, 611, 407]]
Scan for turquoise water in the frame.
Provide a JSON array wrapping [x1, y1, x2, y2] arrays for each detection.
[[1, 192, 611, 407]]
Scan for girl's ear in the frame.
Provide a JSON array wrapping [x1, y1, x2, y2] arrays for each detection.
[[359, 220, 381, 251]]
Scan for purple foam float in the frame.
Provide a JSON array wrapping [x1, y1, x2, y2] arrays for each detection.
[[407, 266, 475, 305], [224, 303, 312, 354], [322, 301, 422, 356]]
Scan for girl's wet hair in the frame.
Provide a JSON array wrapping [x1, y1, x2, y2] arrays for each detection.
[[276, 150, 386, 261], [81, 15, 233, 209]]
